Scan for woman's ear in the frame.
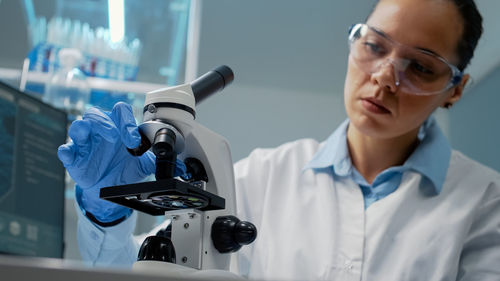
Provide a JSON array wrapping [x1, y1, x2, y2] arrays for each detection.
[[442, 74, 469, 108]]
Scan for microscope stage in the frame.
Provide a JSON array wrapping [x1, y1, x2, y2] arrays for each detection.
[[100, 179, 225, 216]]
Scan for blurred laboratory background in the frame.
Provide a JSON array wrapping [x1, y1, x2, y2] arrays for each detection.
[[0, 0, 499, 261]]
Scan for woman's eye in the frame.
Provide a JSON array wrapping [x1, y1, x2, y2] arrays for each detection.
[[411, 61, 434, 75], [363, 42, 384, 55]]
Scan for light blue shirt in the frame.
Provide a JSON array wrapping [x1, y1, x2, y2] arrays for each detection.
[[303, 117, 451, 208]]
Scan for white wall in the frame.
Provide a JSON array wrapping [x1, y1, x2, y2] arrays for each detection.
[[197, 84, 346, 161], [449, 64, 500, 172]]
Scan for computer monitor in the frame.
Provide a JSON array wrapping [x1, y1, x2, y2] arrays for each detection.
[[0, 81, 67, 258]]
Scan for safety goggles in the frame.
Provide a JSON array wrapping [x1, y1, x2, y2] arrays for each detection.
[[348, 23, 463, 95]]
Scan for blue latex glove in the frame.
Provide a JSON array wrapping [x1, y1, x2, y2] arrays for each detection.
[[58, 102, 185, 223]]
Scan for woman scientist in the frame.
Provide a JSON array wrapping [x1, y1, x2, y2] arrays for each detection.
[[58, 0, 500, 279]]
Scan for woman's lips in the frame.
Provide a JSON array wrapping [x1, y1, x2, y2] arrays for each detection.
[[361, 98, 391, 114]]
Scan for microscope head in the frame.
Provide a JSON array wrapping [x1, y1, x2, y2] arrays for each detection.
[[128, 66, 234, 159], [145, 64, 234, 121]]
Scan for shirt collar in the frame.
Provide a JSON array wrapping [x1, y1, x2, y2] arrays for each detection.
[[303, 116, 451, 194], [303, 119, 352, 175]]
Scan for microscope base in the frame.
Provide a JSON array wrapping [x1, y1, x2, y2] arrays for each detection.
[[133, 260, 243, 280]]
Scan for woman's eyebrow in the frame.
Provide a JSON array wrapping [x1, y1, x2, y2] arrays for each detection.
[[415, 47, 441, 58]]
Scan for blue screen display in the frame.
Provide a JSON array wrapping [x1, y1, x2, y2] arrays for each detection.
[[0, 81, 66, 258]]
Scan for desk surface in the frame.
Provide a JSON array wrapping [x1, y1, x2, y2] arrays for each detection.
[[0, 255, 241, 281]]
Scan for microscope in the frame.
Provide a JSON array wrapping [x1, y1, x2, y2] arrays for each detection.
[[100, 66, 256, 278]]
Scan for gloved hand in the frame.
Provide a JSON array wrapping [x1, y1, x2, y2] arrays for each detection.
[[58, 102, 185, 223]]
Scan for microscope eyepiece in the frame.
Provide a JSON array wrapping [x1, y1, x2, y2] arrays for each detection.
[[191, 65, 234, 104]]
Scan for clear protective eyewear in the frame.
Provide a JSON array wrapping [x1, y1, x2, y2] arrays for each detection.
[[348, 23, 463, 95]]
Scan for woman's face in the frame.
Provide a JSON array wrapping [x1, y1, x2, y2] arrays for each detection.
[[344, 0, 468, 140]]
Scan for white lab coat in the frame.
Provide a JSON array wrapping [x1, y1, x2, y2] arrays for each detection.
[[232, 139, 500, 281], [76, 137, 500, 280]]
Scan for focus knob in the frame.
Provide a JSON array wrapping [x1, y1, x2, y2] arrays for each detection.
[[211, 215, 257, 253], [137, 235, 176, 263], [234, 220, 257, 245], [127, 130, 151, 156]]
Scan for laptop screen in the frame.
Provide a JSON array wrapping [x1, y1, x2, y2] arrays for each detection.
[[0, 81, 67, 258]]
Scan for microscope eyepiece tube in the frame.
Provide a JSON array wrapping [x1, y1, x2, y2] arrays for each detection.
[[190, 65, 234, 104]]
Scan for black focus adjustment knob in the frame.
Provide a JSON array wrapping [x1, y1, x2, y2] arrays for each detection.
[[127, 130, 151, 156], [137, 235, 176, 263], [234, 220, 257, 245], [211, 215, 257, 253]]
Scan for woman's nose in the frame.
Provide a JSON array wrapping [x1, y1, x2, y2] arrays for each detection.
[[370, 59, 400, 93]]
